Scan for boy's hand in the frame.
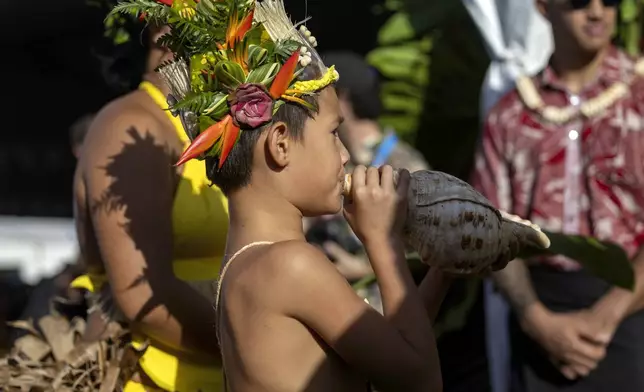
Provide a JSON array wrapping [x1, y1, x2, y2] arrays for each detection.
[[343, 165, 410, 245]]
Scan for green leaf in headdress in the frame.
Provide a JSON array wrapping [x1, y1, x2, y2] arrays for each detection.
[[202, 93, 230, 118], [199, 115, 217, 132], [243, 24, 266, 47], [171, 91, 226, 116], [272, 100, 285, 115], [214, 61, 246, 90], [272, 40, 301, 63], [247, 44, 269, 69], [245, 63, 280, 85]]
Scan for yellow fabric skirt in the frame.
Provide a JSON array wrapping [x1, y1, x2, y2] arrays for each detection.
[[71, 271, 224, 392]]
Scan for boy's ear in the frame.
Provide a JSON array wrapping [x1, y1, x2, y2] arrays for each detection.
[[265, 121, 291, 168]]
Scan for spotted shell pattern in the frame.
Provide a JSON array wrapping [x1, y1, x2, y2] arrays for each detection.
[[400, 171, 550, 274]]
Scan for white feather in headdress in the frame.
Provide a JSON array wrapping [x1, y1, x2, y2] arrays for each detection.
[[254, 0, 328, 79], [157, 59, 200, 140], [157, 59, 192, 101]]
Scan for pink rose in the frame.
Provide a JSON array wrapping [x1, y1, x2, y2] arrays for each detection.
[[228, 83, 274, 128]]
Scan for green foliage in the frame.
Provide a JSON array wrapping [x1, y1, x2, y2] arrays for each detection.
[[245, 63, 280, 85], [272, 40, 302, 63], [214, 60, 246, 89], [111, 0, 175, 25], [87, 0, 139, 45], [110, 0, 226, 56], [171, 91, 228, 116], [402, 0, 461, 36], [247, 45, 269, 69], [618, 0, 643, 56], [366, 11, 430, 142], [366, 0, 464, 143]]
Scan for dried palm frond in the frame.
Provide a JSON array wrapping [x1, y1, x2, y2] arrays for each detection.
[[1, 313, 146, 392]]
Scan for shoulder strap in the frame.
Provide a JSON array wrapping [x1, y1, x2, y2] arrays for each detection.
[[216, 241, 273, 392], [215, 241, 274, 311]]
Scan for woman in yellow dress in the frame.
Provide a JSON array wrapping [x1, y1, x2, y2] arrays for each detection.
[[71, 16, 228, 392]]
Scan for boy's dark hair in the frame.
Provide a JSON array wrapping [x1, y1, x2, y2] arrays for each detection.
[[206, 93, 318, 195], [321, 51, 382, 120]]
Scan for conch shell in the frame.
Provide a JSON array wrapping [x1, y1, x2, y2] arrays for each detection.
[[343, 170, 550, 274]]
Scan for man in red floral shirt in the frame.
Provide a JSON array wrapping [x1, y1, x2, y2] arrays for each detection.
[[471, 0, 644, 390]]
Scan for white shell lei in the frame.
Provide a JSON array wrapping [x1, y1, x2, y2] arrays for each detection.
[[516, 58, 644, 124]]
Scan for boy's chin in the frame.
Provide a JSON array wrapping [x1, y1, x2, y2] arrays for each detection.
[[302, 198, 344, 218], [329, 195, 345, 215], [329, 202, 343, 216]]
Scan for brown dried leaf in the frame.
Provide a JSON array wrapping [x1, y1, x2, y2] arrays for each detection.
[[51, 364, 71, 390], [70, 317, 87, 337], [14, 335, 51, 362], [39, 315, 74, 362], [63, 341, 99, 368], [98, 360, 120, 392], [104, 321, 126, 340], [70, 365, 92, 390], [0, 361, 10, 383], [6, 319, 41, 338]]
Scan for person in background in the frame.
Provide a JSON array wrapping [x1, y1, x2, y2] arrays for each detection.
[[471, 0, 644, 390], [321, 51, 429, 173], [71, 9, 228, 392]]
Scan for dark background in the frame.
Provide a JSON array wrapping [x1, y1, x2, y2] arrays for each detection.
[[0, 0, 389, 217]]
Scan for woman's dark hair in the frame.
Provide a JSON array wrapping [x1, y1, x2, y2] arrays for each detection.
[[92, 11, 151, 94]]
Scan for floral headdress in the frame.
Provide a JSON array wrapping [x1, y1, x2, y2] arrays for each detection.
[[109, 0, 339, 168]]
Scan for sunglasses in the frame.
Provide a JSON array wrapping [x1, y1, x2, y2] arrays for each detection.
[[569, 0, 621, 10]]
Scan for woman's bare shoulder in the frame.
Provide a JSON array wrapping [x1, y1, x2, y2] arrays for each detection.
[[81, 90, 174, 161], [92, 91, 163, 137]]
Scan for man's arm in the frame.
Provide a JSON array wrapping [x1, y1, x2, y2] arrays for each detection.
[[82, 105, 220, 359], [492, 259, 539, 317], [279, 241, 441, 392]]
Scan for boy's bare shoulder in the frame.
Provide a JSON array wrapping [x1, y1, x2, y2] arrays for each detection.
[[246, 241, 355, 308], [261, 240, 339, 278]]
